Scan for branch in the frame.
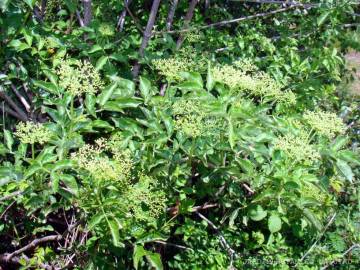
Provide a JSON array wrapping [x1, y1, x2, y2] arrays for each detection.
[[124, 2, 145, 34], [157, 3, 312, 35], [0, 88, 28, 121], [1, 235, 62, 262], [117, 0, 133, 32], [0, 190, 23, 202], [0, 254, 54, 270], [321, 244, 360, 270], [154, 240, 193, 251], [166, 0, 179, 31], [176, 0, 198, 49], [196, 212, 237, 267], [296, 213, 337, 266], [132, 0, 161, 78], [83, 0, 92, 26], [0, 104, 28, 122], [10, 84, 31, 112]]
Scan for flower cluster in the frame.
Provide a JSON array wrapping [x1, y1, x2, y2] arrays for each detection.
[[212, 63, 296, 105], [14, 122, 53, 145], [302, 183, 327, 203], [152, 47, 207, 81], [56, 59, 104, 96], [274, 132, 320, 164], [303, 110, 346, 139], [71, 140, 132, 184], [98, 23, 115, 36], [126, 175, 166, 220]]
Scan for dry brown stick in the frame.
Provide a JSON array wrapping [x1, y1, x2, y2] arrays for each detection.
[[10, 84, 31, 112], [176, 0, 198, 49], [132, 0, 161, 78], [166, 0, 179, 31], [157, 3, 308, 35], [2, 235, 62, 262]]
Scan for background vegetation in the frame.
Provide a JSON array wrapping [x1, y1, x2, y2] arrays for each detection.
[[0, 0, 359, 269]]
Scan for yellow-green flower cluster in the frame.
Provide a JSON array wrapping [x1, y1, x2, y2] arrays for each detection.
[[212, 63, 296, 105], [98, 23, 115, 36], [14, 122, 53, 144], [302, 183, 327, 203], [71, 140, 132, 184], [56, 59, 104, 96], [274, 132, 320, 164], [126, 175, 166, 220], [152, 47, 207, 81], [303, 110, 346, 139]]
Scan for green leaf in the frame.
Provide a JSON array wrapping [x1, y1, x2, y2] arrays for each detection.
[[103, 98, 142, 112], [61, 174, 78, 196], [85, 94, 96, 116], [4, 130, 13, 151], [22, 0, 36, 8], [133, 245, 147, 270], [268, 214, 282, 233], [24, 163, 42, 179], [248, 205, 267, 221], [228, 118, 235, 149], [338, 150, 360, 166], [95, 56, 108, 71], [139, 76, 151, 101], [302, 208, 323, 231], [146, 253, 163, 270], [108, 219, 121, 247], [88, 213, 105, 230], [111, 78, 135, 98], [97, 82, 117, 106], [33, 80, 59, 94], [206, 62, 215, 91], [336, 160, 353, 183], [64, 0, 77, 13], [317, 11, 330, 26]]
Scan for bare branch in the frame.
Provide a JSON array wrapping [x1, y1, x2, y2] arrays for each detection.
[[176, 0, 198, 49], [2, 235, 62, 261], [10, 84, 31, 112], [154, 240, 193, 251], [157, 3, 311, 35], [83, 0, 92, 26], [132, 0, 161, 77], [0, 88, 28, 121], [117, 0, 133, 32], [0, 191, 23, 202], [166, 0, 179, 31], [321, 244, 360, 270]]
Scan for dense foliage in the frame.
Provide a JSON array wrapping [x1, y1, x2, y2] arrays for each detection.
[[0, 0, 359, 269]]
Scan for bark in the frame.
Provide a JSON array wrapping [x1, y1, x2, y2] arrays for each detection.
[[0, 91, 28, 121], [205, 0, 210, 9], [132, 0, 161, 78], [176, 0, 198, 49], [83, 0, 92, 26], [117, 0, 133, 32], [166, 0, 178, 31]]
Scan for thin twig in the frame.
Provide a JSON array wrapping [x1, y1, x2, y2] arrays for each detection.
[[124, 2, 144, 34], [296, 213, 337, 266], [0, 191, 23, 202], [196, 212, 237, 267], [321, 244, 360, 270], [156, 3, 310, 35], [0, 201, 15, 220], [1, 235, 62, 261], [154, 240, 193, 250], [10, 84, 31, 112]]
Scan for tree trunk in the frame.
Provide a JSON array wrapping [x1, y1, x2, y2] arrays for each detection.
[[166, 0, 178, 31], [132, 0, 161, 78], [117, 0, 133, 32], [83, 0, 92, 26], [176, 0, 198, 49]]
